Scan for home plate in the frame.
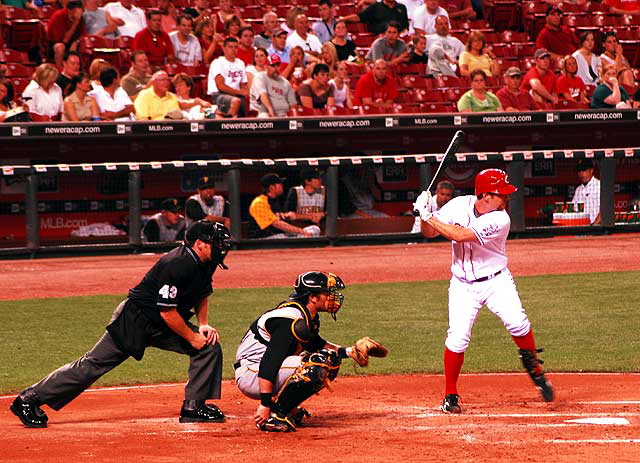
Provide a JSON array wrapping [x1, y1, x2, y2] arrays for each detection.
[[565, 418, 630, 425]]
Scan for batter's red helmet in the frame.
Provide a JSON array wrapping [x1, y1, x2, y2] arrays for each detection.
[[475, 169, 517, 196]]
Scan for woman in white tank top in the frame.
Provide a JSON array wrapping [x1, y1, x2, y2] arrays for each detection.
[[329, 61, 353, 109]]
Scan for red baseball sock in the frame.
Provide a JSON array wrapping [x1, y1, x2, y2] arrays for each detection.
[[512, 329, 542, 375], [444, 347, 465, 395]]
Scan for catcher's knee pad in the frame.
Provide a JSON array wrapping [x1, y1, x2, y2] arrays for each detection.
[[275, 350, 341, 415]]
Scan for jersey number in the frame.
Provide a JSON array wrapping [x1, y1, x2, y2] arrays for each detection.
[[159, 284, 177, 300]]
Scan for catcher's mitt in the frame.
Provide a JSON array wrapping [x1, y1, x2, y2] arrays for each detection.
[[349, 337, 389, 367]]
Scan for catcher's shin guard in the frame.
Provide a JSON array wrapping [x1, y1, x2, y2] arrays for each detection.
[[518, 348, 554, 402], [274, 350, 341, 416]]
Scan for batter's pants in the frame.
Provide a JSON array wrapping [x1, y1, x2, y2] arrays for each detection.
[[21, 301, 223, 410]]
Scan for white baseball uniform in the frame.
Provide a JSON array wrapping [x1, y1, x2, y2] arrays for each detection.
[[434, 195, 531, 353]]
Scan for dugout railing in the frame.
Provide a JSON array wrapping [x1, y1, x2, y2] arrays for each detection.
[[1, 148, 639, 256]]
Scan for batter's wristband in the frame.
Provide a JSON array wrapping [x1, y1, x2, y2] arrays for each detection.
[[260, 393, 275, 409]]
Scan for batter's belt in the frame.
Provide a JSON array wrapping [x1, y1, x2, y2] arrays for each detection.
[[469, 269, 503, 283]]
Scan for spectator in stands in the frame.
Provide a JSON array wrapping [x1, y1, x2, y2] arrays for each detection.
[[207, 37, 248, 118], [173, 73, 212, 119], [254, 12, 278, 49], [47, 0, 85, 69], [0, 79, 19, 123], [282, 6, 306, 35], [535, 6, 578, 65], [133, 10, 176, 68], [88, 58, 111, 90], [83, 0, 118, 39], [56, 51, 81, 97], [185, 176, 229, 228], [308, 42, 339, 77], [23, 64, 64, 120], [410, 179, 454, 233], [169, 14, 203, 67], [184, 0, 211, 20], [214, 0, 243, 35], [330, 20, 357, 62], [283, 46, 307, 88], [285, 168, 326, 226], [62, 72, 100, 121], [121, 50, 152, 100], [590, 63, 632, 109], [297, 63, 335, 109], [366, 21, 410, 67], [91, 67, 134, 121], [250, 54, 297, 117], [571, 159, 600, 225], [341, 0, 409, 36], [601, 31, 635, 88], [339, 165, 388, 218], [520, 48, 558, 108], [496, 66, 537, 112], [459, 30, 499, 77], [245, 47, 269, 90], [354, 59, 398, 110], [104, 0, 146, 38], [414, 0, 450, 35], [605, 0, 640, 15], [556, 55, 589, 105], [142, 198, 186, 243], [134, 70, 182, 120], [408, 34, 429, 64], [195, 16, 220, 64], [221, 15, 242, 52], [426, 15, 464, 76], [236, 26, 256, 66], [313, 0, 337, 44], [457, 69, 502, 112], [572, 31, 601, 86], [330, 61, 354, 109], [443, 0, 475, 20], [267, 28, 291, 64], [157, 0, 178, 33], [287, 14, 322, 59], [249, 173, 319, 238]]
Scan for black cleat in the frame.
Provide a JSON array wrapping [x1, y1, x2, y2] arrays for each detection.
[[440, 394, 462, 414], [518, 349, 554, 402], [179, 401, 225, 423], [290, 407, 311, 427], [10, 396, 48, 428], [257, 412, 296, 432], [532, 373, 554, 402]]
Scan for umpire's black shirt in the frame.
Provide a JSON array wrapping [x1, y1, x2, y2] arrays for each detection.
[[128, 245, 216, 327]]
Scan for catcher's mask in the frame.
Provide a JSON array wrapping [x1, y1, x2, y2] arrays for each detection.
[[184, 220, 231, 269], [291, 271, 345, 320]]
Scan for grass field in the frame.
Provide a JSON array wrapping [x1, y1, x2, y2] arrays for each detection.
[[1, 271, 638, 394]]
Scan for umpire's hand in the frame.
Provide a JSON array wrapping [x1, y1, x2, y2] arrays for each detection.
[[198, 324, 220, 346]]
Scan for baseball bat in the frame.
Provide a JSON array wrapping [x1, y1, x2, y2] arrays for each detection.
[[413, 130, 465, 216]]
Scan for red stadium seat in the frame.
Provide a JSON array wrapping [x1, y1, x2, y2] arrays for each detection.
[[6, 19, 42, 51], [327, 105, 355, 116], [445, 87, 465, 102], [353, 34, 375, 48], [0, 48, 28, 63], [401, 75, 433, 89], [513, 42, 536, 57], [500, 30, 530, 43], [435, 75, 464, 88], [357, 104, 383, 115], [392, 103, 422, 114], [554, 99, 589, 110], [9, 77, 29, 96], [116, 36, 133, 49], [396, 63, 426, 75], [3, 7, 35, 20], [593, 14, 622, 28], [422, 103, 456, 113], [335, 4, 356, 16], [587, 1, 610, 12], [420, 89, 447, 102], [4, 63, 33, 77], [487, 1, 519, 32], [490, 43, 512, 58], [80, 35, 116, 52]]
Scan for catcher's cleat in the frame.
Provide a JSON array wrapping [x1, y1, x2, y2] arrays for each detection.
[[290, 407, 311, 427], [531, 373, 554, 402], [10, 396, 48, 428], [258, 412, 296, 432], [179, 400, 225, 423], [440, 394, 462, 414]]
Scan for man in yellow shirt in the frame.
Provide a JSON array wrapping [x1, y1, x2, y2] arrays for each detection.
[[134, 70, 181, 120], [249, 173, 320, 238]]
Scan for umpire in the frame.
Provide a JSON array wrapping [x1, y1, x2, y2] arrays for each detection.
[[10, 220, 231, 428]]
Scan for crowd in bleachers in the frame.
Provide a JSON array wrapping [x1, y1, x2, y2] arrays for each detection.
[[1, 0, 640, 122]]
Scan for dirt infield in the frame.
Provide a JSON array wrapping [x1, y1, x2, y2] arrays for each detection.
[[1, 234, 639, 461]]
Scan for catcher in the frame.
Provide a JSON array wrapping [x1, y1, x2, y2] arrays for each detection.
[[233, 271, 388, 432]]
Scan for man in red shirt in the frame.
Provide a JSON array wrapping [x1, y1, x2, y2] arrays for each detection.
[[520, 48, 558, 109], [354, 59, 398, 110], [535, 6, 578, 65], [132, 10, 175, 68], [47, 0, 85, 69], [236, 26, 255, 66], [606, 0, 640, 14], [496, 67, 537, 112]]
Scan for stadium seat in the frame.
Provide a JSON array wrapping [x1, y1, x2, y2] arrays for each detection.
[[422, 102, 456, 113], [587, 1, 610, 12], [435, 75, 464, 88], [327, 105, 354, 116], [80, 35, 116, 52], [353, 33, 375, 47], [490, 43, 512, 58], [9, 77, 29, 95], [2, 7, 35, 20], [392, 103, 422, 114], [513, 42, 536, 57], [357, 104, 383, 115], [347, 22, 369, 34], [116, 36, 133, 49], [6, 19, 42, 51], [500, 30, 530, 43], [4, 63, 32, 77], [554, 99, 589, 110], [593, 14, 622, 28], [486, 0, 519, 32], [445, 88, 465, 102], [335, 4, 356, 16], [396, 63, 426, 75], [0, 48, 28, 63], [421, 89, 447, 102], [401, 75, 433, 89]]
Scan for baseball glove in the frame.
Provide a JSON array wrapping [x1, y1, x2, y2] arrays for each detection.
[[349, 337, 389, 367]]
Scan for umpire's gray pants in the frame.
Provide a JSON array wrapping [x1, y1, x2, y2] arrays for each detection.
[[21, 301, 223, 410]]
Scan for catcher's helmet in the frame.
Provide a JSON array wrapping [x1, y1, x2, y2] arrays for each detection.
[[475, 168, 517, 196], [184, 220, 231, 269], [291, 271, 346, 319]]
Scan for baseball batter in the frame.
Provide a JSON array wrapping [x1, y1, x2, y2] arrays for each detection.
[[414, 168, 553, 413]]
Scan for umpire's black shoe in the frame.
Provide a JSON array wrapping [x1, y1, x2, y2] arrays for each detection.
[[440, 394, 462, 414], [10, 396, 48, 428], [179, 400, 225, 423]]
